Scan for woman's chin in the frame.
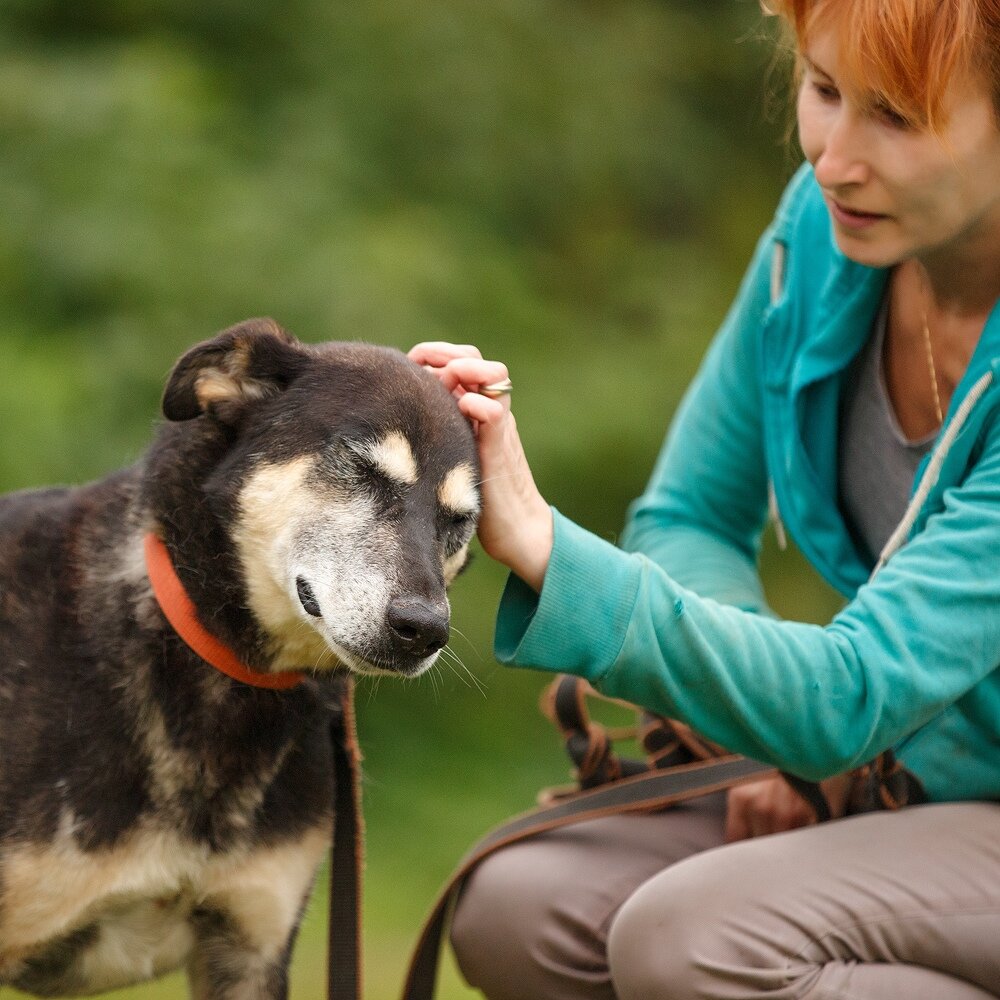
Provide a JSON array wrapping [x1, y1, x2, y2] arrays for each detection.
[[832, 231, 907, 270]]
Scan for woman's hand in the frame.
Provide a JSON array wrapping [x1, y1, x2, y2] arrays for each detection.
[[409, 342, 554, 592], [724, 772, 853, 842]]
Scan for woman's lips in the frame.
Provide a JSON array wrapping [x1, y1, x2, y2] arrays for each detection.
[[828, 197, 888, 231]]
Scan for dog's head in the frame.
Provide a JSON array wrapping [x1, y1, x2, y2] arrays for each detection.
[[151, 319, 480, 678]]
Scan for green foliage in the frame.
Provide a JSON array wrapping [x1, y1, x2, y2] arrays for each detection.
[[0, 1, 840, 998]]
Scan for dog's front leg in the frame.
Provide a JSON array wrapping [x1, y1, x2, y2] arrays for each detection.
[[186, 905, 298, 1000], [188, 827, 329, 1000], [188, 909, 295, 1000]]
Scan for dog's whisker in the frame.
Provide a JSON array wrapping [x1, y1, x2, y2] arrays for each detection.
[[443, 660, 486, 698], [452, 651, 487, 692], [423, 663, 442, 702], [439, 645, 488, 697], [315, 646, 339, 672], [472, 472, 518, 489], [359, 672, 382, 705], [448, 625, 485, 660]]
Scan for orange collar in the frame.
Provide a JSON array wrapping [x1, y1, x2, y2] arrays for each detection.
[[143, 532, 305, 691]]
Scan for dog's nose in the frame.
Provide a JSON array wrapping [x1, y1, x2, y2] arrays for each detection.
[[386, 597, 449, 658]]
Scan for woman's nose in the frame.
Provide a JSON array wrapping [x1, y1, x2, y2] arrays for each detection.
[[812, 112, 870, 189]]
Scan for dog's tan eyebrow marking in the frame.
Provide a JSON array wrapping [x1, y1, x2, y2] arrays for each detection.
[[356, 431, 419, 486], [443, 542, 471, 584], [439, 463, 479, 514]]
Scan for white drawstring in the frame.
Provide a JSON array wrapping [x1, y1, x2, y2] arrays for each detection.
[[768, 479, 788, 551], [770, 242, 786, 307], [872, 370, 994, 577], [767, 243, 789, 551]]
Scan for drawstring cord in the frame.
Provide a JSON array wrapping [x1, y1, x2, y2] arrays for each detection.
[[873, 370, 994, 577]]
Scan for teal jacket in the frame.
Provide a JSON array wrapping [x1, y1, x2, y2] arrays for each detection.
[[495, 164, 1000, 803]]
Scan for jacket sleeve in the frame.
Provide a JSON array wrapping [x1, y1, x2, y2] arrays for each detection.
[[619, 225, 776, 614], [495, 412, 1000, 783]]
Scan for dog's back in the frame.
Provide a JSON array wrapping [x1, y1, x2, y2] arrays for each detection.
[[0, 476, 142, 843]]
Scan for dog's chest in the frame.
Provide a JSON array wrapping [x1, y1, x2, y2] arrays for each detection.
[[0, 683, 336, 994], [2, 822, 209, 990], [1, 816, 331, 994], [10, 892, 198, 996], [103, 663, 336, 848]]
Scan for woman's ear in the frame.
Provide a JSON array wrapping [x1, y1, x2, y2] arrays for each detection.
[[162, 318, 310, 423]]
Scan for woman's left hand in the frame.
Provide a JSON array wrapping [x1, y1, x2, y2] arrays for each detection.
[[409, 342, 554, 592]]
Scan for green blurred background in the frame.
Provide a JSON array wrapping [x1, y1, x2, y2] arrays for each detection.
[[0, 1, 844, 997]]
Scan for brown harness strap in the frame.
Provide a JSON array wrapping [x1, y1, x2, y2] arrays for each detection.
[[543, 674, 833, 821], [399, 752, 776, 1000], [328, 677, 364, 1000]]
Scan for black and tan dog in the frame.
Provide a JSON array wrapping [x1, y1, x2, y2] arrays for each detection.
[[0, 320, 480, 997]]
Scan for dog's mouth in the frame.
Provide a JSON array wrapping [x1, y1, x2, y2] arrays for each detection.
[[342, 648, 439, 678], [323, 639, 441, 679]]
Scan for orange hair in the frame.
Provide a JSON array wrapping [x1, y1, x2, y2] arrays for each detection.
[[763, 0, 1000, 130]]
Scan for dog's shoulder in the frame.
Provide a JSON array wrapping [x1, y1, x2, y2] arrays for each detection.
[[0, 468, 145, 667]]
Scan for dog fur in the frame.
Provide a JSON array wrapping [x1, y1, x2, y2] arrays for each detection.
[[0, 319, 480, 998]]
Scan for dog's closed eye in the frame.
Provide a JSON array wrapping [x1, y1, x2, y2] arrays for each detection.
[[443, 511, 475, 532]]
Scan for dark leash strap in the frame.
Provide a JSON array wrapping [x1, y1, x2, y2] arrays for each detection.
[[317, 672, 781, 1000], [319, 673, 772, 1000], [399, 751, 776, 1000], [328, 676, 364, 1000]]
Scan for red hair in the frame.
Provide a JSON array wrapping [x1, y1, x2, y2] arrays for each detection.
[[764, 0, 1000, 130]]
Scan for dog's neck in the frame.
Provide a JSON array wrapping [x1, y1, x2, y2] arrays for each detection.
[[144, 532, 305, 691]]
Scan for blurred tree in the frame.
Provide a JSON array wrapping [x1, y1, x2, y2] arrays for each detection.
[[0, 3, 839, 997]]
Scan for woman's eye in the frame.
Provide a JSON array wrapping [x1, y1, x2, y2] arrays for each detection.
[[812, 81, 839, 102], [874, 103, 913, 130]]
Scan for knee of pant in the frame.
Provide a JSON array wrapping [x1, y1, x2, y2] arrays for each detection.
[[449, 846, 553, 993], [451, 847, 531, 937], [450, 842, 616, 1000], [607, 846, 759, 1000], [607, 878, 698, 1000]]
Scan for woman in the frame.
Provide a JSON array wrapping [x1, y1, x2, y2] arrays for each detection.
[[411, 0, 1000, 997]]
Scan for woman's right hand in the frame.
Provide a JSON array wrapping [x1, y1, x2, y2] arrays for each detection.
[[409, 342, 554, 593], [725, 772, 854, 841]]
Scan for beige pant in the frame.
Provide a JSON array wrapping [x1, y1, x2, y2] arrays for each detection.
[[450, 795, 1000, 1000]]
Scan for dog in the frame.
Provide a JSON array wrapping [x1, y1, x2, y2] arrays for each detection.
[[0, 319, 480, 998]]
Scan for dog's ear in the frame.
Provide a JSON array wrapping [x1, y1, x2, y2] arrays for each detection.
[[162, 318, 310, 423]]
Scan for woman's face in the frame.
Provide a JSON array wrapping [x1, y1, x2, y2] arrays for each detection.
[[797, 26, 1000, 270]]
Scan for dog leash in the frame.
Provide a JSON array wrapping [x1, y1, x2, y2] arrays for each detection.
[[328, 677, 365, 1000]]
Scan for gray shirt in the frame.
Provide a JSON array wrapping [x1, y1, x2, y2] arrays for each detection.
[[838, 296, 936, 564]]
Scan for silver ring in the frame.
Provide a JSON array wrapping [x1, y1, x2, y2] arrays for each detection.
[[480, 377, 513, 399]]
